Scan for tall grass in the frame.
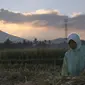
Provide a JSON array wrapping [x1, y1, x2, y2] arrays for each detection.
[[0, 48, 67, 65]]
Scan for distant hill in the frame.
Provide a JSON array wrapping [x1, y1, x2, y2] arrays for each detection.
[[0, 30, 26, 43], [51, 38, 85, 48], [51, 38, 85, 44], [51, 38, 66, 44]]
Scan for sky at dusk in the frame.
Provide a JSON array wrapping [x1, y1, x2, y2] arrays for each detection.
[[0, 0, 85, 40]]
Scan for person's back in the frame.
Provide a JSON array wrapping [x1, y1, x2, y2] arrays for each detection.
[[61, 33, 85, 76]]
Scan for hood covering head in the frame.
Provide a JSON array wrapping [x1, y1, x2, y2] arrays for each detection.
[[67, 33, 81, 50]]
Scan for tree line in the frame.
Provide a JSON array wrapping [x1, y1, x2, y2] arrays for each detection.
[[0, 38, 52, 49]]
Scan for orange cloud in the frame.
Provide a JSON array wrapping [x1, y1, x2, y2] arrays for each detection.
[[71, 12, 82, 17], [0, 21, 85, 40], [0, 20, 55, 40], [0, 21, 32, 38], [0, 20, 66, 40], [23, 9, 62, 15]]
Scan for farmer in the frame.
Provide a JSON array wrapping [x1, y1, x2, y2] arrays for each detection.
[[61, 33, 85, 76]]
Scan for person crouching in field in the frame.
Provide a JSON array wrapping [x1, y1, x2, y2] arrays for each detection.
[[61, 33, 85, 76]]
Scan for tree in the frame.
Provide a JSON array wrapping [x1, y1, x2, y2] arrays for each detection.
[[33, 38, 38, 44], [22, 39, 27, 45], [48, 40, 51, 44], [4, 38, 12, 44], [44, 40, 47, 44]]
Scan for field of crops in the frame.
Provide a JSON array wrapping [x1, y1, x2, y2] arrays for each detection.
[[1, 48, 84, 85], [0, 48, 67, 65], [0, 48, 67, 85]]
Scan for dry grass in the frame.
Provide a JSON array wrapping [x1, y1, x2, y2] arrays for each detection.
[[0, 64, 85, 85], [0, 64, 60, 85]]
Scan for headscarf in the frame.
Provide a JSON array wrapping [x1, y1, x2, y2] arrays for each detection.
[[67, 33, 81, 50]]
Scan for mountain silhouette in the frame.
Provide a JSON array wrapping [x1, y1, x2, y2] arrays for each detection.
[[0, 30, 25, 43]]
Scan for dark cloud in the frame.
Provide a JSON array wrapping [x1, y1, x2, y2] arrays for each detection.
[[67, 15, 85, 29], [0, 9, 68, 27], [0, 9, 85, 29]]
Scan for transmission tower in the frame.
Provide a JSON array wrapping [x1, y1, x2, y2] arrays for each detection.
[[64, 19, 68, 39]]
